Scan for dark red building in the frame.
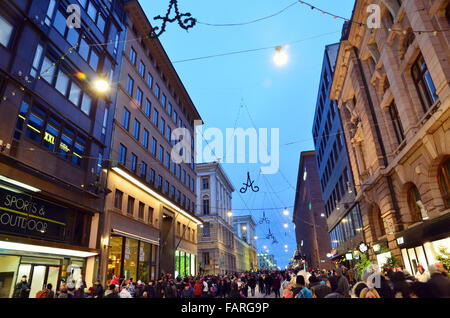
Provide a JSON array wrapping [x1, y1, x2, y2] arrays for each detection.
[[293, 151, 333, 270]]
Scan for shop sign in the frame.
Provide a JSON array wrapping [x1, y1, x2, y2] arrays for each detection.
[[397, 237, 404, 245], [345, 253, 353, 260], [0, 188, 67, 240], [139, 246, 145, 262], [125, 241, 130, 260], [359, 242, 368, 253]]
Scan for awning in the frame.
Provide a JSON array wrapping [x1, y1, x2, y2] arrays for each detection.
[[396, 212, 450, 249]]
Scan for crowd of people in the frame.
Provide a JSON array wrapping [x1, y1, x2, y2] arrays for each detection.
[[13, 261, 450, 298]]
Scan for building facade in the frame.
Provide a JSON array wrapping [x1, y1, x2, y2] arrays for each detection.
[[293, 151, 334, 270], [312, 43, 364, 262], [196, 162, 235, 275], [257, 253, 277, 271], [233, 215, 257, 272], [100, 0, 203, 284], [330, 0, 450, 272], [0, 0, 127, 297]]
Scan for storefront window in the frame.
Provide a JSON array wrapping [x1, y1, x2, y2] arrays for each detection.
[[179, 251, 186, 278], [138, 242, 151, 282], [107, 236, 123, 280], [0, 256, 20, 298], [123, 238, 138, 281]]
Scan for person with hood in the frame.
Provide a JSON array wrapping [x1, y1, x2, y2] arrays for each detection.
[[311, 277, 332, 298], [335, 268, 350, 298], [293, 275, 312, 298], [415, 265, 430, 283], [14, 275, 31, 298]]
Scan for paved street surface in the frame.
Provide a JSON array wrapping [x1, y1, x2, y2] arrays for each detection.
[[248, 288, 282, 299]]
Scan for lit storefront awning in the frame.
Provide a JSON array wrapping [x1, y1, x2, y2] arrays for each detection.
[[112, 229, 160, 246], [0, 240, 98, 258]]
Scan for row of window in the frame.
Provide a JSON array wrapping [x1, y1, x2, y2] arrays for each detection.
[[176, 221, 196, 243], [324, 167, 351, 218], [320, 130, 344, 192], [14, 100, 90, 167], [114, 189, 154, 224], [329, 205, 363, 250], [118, 143, 195, 213]]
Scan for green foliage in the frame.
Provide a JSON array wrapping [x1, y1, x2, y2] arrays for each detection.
[[436, 247, 450, 271], [383, 254, 400, 270], [356, 253, 372, 280]]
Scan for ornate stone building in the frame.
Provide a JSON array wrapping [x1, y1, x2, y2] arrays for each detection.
[[330, 0, 450, 273]]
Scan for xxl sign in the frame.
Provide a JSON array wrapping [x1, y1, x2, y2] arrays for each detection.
[[0, 188, 67, 240]]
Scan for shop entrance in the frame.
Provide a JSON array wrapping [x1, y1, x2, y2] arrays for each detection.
[[16, 263, 61, 298]]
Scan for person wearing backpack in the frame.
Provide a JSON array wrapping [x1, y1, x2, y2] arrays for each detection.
[[36, 283, 54, 298]]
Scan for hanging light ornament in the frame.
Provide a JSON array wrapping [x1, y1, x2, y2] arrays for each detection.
[[149, 0, 197, 39]]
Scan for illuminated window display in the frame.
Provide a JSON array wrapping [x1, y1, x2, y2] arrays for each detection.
[[175, 250, 196, 278]]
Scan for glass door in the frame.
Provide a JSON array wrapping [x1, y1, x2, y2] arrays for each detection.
[[29, 266, 46, 298]]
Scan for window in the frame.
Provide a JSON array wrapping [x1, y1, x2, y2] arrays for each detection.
[[151, 137, 157, 156], [26, 105, 45, 142], [59, 126, 74, 159], [31, 44, 43, 77], [70, 134, 85, 165], [43, 116, 60, 151], [166, 152, 170, 170], [127, 196, 135, 216], [155, 84, 160, 99], [136, 88, 143, 107], [145, 99, 151, 118], [202, 178, 209, 190], [130, 47, 137, 65], [171, 186, 175, 199], [148, 207, 154, 224], [133, 119, 140, 140], [87, 1, 97, 21], [122, 108, 130, 130], [159, 145, 164, 163], [80, 93, 92, 116], [182, 170, 186, 185], [160, 118, 165, 135], [139, 61, 145, 77], [177, 165, 181, 179], [176, 190, 181, 203], [69, 82, 81, 106], [140, 161, 147, 178], [149, 169, 155, 185], [168, 103, 172, 116], [143, 129, 149, 149], [153, 109, 159, 127], [55, 70, 69, 96], [162, 94, 167, 108], [173, 111, 177, 123], [147, 73, 153, 88], [114, 190, 123, 210], [166, 126, 172, 142], [202, 196, 210, 215], [89, 49, 99, 71], [203, 224, 210, 238], [130, 153, 137, 172], [164, 181, 169, 194], [157, 176, 163, 190], [412, 54, 438, 112], [138, 202, 145, 220], [126, 76, 134, 96], [119, 144, 127, 165], [40, 57, 55, 83], [438, 157, 450, 208], [407, 184, 424, 223], [389, 101, 405, 145]]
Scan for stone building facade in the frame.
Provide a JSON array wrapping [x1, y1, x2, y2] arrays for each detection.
[[196, 162, 236, 275], [330, 0, 450, 273]]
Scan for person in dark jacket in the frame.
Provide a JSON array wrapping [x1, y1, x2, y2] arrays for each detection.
[[264, 275, 273, 296], [14, 275, 31, 298], [248, 275, 257, 297], [105, 284, 119, 298], [93, 280, 104, 298], [145, 281, 156, 298], [258, 275, 264, 294], [181, 284, 194, 298], [272, 275, 281, 298], [335, 268, 350, 298], [230, 281, 241, 298]]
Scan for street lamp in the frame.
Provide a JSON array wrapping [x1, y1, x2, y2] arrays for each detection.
[[283, 222, 288, 228], [227, 211, 233, 218], [92, 78, 110, 93], [283, 208, 289, 216], [242, 225, 247, 231], [273, 46, 288, 67], [254, 236, 258, 240]]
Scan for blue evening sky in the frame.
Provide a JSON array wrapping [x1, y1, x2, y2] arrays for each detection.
[[139, 0, 355, 268]]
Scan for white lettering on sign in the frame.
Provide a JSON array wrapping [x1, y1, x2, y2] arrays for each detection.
[[4, 195, 45, 216]]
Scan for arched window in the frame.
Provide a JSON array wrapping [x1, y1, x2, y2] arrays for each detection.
[[371, 204, 385, 239], [376, 208, 386, 237], [407, 185, 424, 223], [438, 157, 450, 208]]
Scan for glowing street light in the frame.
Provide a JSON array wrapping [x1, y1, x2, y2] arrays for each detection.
[[263, 245, 267, 249], [227, 211, 233, 218], [92, 78, 110, 93], [283, 222, 288, 228], [283, 208, 289, 216], [242, 225, 247, 231], [273, 46, 288, 67], [284, 244, 288, 249], [254, 236, 258, 240]]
